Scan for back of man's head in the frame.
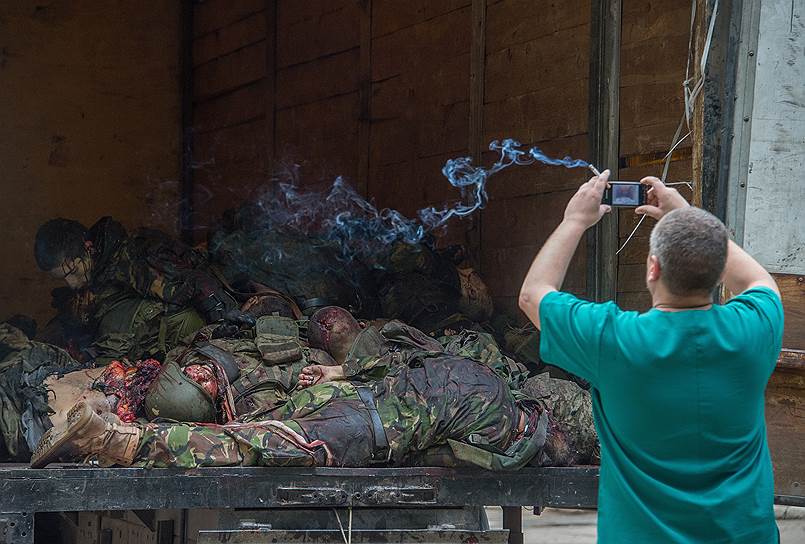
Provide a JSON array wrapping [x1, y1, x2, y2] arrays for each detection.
[[34, 218, 88, 271], [649, 207, 728, 295]]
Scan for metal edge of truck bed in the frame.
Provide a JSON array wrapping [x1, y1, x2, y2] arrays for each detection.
[[0, 465, 600, 512]]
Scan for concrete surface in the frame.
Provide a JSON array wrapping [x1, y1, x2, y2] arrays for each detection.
[[485, 505, 805, 543]]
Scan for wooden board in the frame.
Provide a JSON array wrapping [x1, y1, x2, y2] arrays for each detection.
[[766, 361, 805, 498], [276, 0, 361, 68], [485, 0, 589, 53], [372, 0, 470, 38], [275, 48, 360, 110], [193, 10, 266, 66], [774, 273, 805, 350], [193, 81, 266, 135], [194, 0, 265, 38], [193, 40, 267, 100]]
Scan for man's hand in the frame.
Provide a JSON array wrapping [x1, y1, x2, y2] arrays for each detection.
[[635, 177, 689, 219], [563, 169, 612, 229], [298, 365, 345, 388]]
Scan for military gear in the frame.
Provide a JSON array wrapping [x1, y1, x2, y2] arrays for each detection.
[[0, 324, 82, 461], [144, 361, 217, 423], [31, 401, 141, 468], [144, 318, 311, 423]]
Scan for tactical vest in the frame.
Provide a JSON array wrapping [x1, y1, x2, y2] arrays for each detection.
[[144, 316, 329, 423]]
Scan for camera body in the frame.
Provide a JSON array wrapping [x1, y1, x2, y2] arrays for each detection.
[[602, 181, 647, 207]]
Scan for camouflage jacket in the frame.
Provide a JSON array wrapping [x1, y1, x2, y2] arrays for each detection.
[[87, 217, 234, 321], [0, 324, 81, 460]]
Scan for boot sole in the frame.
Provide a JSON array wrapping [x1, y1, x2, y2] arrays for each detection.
[[30, 402, 92, 469]]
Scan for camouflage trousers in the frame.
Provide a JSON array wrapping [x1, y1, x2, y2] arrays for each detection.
[[135, 419, 328, 468]]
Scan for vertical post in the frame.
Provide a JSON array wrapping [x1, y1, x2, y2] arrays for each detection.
[[502, 506, 523, 544], [468, 0, 486, 268], [699, 0, 743, 220], [265, 1, 278, 171], [357, 0, 372, 197], [179, 0, 195, 244], [587, 0, 622, 302]]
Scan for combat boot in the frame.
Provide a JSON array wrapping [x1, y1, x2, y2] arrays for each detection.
[[30, 401, 141, 468]]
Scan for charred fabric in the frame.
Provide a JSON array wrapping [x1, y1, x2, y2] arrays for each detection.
[[1, 176, 599, 471]]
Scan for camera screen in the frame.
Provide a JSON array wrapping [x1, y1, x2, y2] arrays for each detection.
[[611, 184, 641, 206]]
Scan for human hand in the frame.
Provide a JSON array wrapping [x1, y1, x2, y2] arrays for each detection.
[[298, 365, 343, 388], [563, 169, 612, 229], [635, 177, 689, 219]]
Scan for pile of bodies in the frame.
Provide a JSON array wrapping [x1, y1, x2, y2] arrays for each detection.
[[1, 212, 598, 469]]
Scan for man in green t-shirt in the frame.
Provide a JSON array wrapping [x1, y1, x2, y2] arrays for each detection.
[[518, 171, 783, 543]]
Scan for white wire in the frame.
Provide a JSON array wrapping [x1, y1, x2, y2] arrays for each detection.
[[333, 509, 348, 544]]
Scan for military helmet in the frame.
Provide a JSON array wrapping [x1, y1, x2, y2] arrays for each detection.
[[144, 361, 216, 423]]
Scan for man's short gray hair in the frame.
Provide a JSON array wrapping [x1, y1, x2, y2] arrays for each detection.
[[648, 207, 728, 295]]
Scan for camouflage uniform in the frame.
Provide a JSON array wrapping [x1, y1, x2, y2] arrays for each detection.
[[149, 319, 321, 422], [0, 324, 82, 460], [128, 322, 589, 470], [47, 217, 226, 363]]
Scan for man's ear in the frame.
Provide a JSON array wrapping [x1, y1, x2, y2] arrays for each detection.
[[84, 240, 93, 252], [646, 255, 661, 283]]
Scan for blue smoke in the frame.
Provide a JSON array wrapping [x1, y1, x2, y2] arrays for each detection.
[[419, 138, 590, 228], [259, 139, 590, 260]]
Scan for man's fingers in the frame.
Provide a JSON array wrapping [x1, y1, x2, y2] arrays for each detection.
[[635, 205, 662, 219], [640, 176, 666, 192], [600, 204, 612, 215]]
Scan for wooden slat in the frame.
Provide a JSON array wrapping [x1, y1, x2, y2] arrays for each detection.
[[276, 0, 361, 68], [616, 263, 647, 293], [481, 243, 586, 301], [275, 48, 360, 110], [483, 79, 589, 144], [620, 31, 689, 88], [765, 363, 805, 498], [193, 40, 266, 100], [357, 0, 372, 197], [480, 189, 577, 249], [194, 0, 265, 38], [485, 0, 589, 53], [484, 23, 590, 104], [193, 10, 266, 66], [193, 81, 266, 134], [774, 273, 805, 350], [193, 118, 268, 168], [370, 7, 471, 82], [620, 83, 686, 132], [481, 134, 590, 201], [621, 0, 692, 44], [372, 0, 470, 38]]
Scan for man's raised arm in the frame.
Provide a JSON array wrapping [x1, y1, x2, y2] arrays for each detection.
[[518, 170, 611, 329]]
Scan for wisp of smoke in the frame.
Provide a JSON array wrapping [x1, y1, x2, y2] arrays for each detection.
[[255, 139, 589, 260]]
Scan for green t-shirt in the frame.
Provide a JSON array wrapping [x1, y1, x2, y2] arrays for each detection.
[[539, 287, 783, 543]]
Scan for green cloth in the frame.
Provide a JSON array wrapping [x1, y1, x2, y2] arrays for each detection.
[[539, 287, 783, 544]]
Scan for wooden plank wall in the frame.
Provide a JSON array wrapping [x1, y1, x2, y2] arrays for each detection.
[[191, 0, 595, 319], [616, 0, 694, 311], [480, 0, 592, 316], [0, 1, 181, 325], [191, 0, 270, 232]]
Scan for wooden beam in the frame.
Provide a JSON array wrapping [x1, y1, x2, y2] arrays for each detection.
[[265, 0, 277, 167], [468, 0, 486, 268], [357, 0, 372, 197], [180, 0, 195, 243], [588, 0, 622, 302]]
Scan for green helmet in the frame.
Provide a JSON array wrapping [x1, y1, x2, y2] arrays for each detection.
[[144, 361, 216, 423]]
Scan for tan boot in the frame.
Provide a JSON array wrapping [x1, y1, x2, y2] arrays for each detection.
[[30, 401, 141, 468]]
